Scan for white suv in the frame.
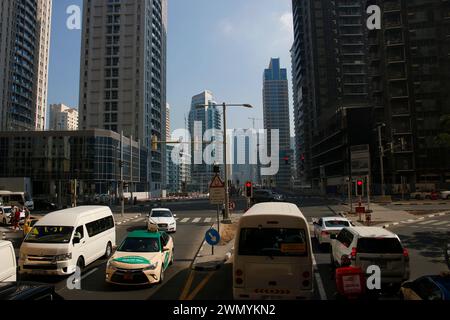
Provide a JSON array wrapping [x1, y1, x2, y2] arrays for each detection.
[[330, 227, 410, 292]]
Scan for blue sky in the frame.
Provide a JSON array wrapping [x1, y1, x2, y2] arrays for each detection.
[[48, 0, 294, 134]]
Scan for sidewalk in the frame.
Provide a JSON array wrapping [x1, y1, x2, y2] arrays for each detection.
[[329, 203, 418, 226], [192, 215, 239, 271]]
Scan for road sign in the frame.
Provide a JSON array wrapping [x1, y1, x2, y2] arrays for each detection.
[[351, 144, 370, 175], [228, 201, 236, 211], [209, 175, 225, 205], [205, 228, 220, 246]]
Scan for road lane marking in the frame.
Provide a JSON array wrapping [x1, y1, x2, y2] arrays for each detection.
[[403, 219, 416, 224], [204, 218, 212, 223], [192, 218, 201, 223], [179, 270, 195, 300], [431, 221, 450, 226], [135, 218, 145, 222], [186, 272, 215, 300], [418, 220, 438, 225], [311, 254, 327, 300], [81, 267, 99, 281], [180, 218, 190, 223]]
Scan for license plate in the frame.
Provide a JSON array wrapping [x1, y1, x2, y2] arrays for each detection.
[[124, 273, 133, 280]]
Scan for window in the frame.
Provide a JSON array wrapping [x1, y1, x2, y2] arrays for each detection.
[[415, 278, 442, 301], [357, 238, 403, 254], [75, 226, 84, 239], [86, 216, 114, 237], [238, 228, 308, 257], [337, 229, 353, 248]]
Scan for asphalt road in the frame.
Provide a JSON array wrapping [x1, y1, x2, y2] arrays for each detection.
[[17, 211, 215, 300], [6, 195, 449, 300]]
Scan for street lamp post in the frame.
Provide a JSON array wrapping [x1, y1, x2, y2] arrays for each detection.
[[196, 102, 253, 223], [377, 123, 386, 196]]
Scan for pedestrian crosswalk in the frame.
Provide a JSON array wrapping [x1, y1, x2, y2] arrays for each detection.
[[175, 217, 216, 225], [406, 219, 450, 229]]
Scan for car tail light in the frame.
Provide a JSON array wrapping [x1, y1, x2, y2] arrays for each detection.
[[351, 247, 357, 260], [235, 269, 243, 277], [236, 278, 243, 285], [303, 271, 310, 278], [321, 231, 329, 236], [403, 248, 409, 259]]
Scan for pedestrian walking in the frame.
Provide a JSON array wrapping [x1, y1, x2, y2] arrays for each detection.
[[13, 206, 22, 231]]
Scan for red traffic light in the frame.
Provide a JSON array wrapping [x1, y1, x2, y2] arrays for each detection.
[[245, 181, 252, 188], [357, 180, 363, 186]]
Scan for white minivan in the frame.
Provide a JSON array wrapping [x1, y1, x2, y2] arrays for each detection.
[[19, 206, 116, 276], [233, 202, 314, 300], [0, 241, 17, 282]]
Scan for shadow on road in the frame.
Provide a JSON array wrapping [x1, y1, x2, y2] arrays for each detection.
[[399, 231, 450, 264]]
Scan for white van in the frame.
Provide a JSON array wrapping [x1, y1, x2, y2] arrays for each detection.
[[0, 241, 17, 282], [233, 202, 314, 300], [19, 206, 116, 276]]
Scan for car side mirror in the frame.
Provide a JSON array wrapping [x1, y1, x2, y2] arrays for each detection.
[[163, 246, 170, 252], [173, 214, 177, 218]]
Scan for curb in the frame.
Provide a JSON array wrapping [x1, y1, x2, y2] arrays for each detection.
[[192, 244, 234, 272], [381, 211, 450, 229]]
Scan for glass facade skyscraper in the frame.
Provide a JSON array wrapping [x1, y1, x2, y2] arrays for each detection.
[[0, 0, 52, 131], [263, 58, 292, 188]]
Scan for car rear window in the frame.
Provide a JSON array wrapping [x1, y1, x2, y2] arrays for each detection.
[[325, 220, 350, 228], [357, 238, 403, 254]]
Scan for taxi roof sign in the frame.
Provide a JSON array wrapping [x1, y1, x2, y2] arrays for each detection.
[[209, 175, 224, 188]]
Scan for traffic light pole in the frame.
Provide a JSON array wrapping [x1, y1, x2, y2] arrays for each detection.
[[378, 125, 386, 196]]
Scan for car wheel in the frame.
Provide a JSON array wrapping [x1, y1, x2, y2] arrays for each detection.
[[2, 218, 6, 225], [170, 250, 174, 265], [159, 268, 165, 284], [104, 242, 113, 258], [76, 257, 85, 271]]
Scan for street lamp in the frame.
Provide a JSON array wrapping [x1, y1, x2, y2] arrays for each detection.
[[195, 102, 253, 223]]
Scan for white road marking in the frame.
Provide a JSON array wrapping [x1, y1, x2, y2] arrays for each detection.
[[192, 218, 201, 223], [418, 220, 438, 225], [81, 267, 98, 281], [417, 217, 425, 220], [204, 218, 212, 223], [403, 219, 416, 224], [175, 218, 179, 221], [428, 214, 436, 218], [431, 221, 450, 226], [135, 218, 145, 223], [311, 254, 327, 301], [180, 218, 190, 223]]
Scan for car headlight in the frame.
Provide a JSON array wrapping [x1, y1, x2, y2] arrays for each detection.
[[170, 222, 176, 226], [144, 262, 158, 271], [53, 253, 72, 262]]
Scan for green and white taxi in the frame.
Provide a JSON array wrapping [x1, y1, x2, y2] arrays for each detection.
[[105, 227, 174, 285]]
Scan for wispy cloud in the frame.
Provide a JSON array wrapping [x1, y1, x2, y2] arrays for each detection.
[[218, 19, 234, 36], [280, 12, 293, 33]]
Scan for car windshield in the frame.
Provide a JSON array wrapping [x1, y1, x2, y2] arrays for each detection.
[[238, 228, 308, 257], [24, 226, 74, 244], [2, 207, 12, 214], [325, 220, 350, 228], [357, 238, 403, 254], [151, 210, 172, 218], [118, 237, 160, 253]]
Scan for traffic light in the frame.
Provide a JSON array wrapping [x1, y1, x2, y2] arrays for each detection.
[[245, 181, 253, 198], [283, 156, 290, 165], [356, 179, 364, 196]]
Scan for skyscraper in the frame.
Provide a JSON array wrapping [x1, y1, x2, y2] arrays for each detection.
[[79, 0, 167, 193], [0, 0, 52, 131], [188, 90, 222, 192], [292, 0, 450, 193], [49, 104, 79, 131], [263, 58, 292, 188], [291, 0, 371, 190]]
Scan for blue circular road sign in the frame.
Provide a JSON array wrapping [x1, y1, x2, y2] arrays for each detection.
[[205, 228, 220, 246]]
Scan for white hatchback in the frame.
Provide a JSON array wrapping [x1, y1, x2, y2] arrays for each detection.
[[147, 208, 177, 233]]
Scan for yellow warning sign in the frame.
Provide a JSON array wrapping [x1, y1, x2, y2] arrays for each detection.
[[280, 243, 306, 254]]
